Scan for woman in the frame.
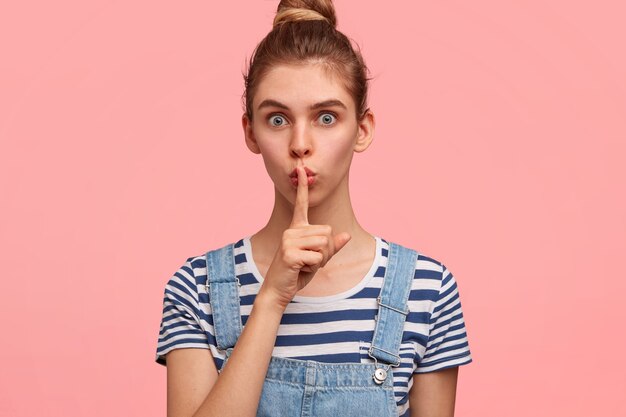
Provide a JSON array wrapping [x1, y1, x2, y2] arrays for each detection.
[[156, 1, 472, 416]]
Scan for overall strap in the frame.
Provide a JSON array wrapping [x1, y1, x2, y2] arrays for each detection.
[[205, 243, 242, 353], [368, 241, 417, 366]]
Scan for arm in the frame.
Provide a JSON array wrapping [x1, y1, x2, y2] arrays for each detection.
[[409, 366, 459, 417], [164, 166, 350, 417], [409, 262, 471, 417], [165, 287, 285, 417]]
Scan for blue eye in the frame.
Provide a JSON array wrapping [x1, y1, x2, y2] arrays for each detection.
[[319, 112, 337, 125], [268, 114, 287, 127]]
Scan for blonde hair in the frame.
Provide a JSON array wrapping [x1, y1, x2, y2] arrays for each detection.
[[273, 7, 331, 27], [243, 0, 371, 121]]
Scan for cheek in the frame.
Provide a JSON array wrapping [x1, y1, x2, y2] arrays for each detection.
[[320, 131, 356, 160], [256, 145, 283, 174], [254, 132, 280, 160]]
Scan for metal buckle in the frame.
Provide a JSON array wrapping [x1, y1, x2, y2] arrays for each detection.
[[368, 346, 401, 367], [367, 346, 401, 385], [368, 352, 391, 385], [206, 276, 240, 293], [376, 296, 410, 315]]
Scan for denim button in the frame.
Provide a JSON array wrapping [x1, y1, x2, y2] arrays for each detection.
[[373, 367, 387, 384]]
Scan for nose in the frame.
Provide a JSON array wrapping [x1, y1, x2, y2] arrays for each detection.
[[289, 123, 312, 158]]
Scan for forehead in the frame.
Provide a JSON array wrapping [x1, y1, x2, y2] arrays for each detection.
[[254, 63, 354, 111]]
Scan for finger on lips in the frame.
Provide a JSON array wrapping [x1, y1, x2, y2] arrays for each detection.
[[292, 166, 309, 227]]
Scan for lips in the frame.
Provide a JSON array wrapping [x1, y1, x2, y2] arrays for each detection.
[[290, 175, 315, 186]]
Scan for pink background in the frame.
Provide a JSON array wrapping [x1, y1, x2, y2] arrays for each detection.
[[1, 1, 625, 416]]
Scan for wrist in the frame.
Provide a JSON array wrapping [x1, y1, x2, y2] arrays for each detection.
[[255, 287, 288, 316]]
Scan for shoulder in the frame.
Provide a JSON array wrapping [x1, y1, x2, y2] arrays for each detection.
[[409, 251, 448, 303], [383, 238, 448, 283], [164, 256, 201, 291], [382, 239, 460, 307], [168, 237, 250, 296], [182, 237, 246, 279]]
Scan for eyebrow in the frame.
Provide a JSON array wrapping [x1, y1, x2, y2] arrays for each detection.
[[257, 99, 348, 111]]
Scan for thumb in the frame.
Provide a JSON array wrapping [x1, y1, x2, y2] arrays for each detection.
[[333, 232, 352, 254]]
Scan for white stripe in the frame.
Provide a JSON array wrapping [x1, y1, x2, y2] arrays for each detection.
[[275, 319, 374, 335], [272, 341, 360, 357]]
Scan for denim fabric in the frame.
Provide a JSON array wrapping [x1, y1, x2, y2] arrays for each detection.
[[205, 241, 417, 417]]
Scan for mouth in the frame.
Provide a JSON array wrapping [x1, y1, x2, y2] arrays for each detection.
[[290, 175, 316, 187], [289, 167, 316, 187]]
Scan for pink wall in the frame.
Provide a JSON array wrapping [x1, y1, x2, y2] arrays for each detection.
[[1, 1, 625, 416]]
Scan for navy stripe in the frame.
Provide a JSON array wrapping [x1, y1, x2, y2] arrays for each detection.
[[167, 276, 196, 302], [431, 312, 464, 333], [403, 331, 429, 346], [275, 330, 375, 346], [428, 323, 468, 348], [433, 293, 461, 318], [234, 252, 247, 264], [292, 352, 361, 363], [159, 319, 201, 335], [164, 288, 197, 314], [423, 339, 470, 360], [413, 268, 441, 279], [279, 308, 377, 324], [406, 311, 431, 324]]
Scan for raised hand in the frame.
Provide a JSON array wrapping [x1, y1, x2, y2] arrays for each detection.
[[261, 166, 352, 310]]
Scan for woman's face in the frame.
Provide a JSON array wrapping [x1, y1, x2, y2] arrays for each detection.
[[242, 63, 374, 207]]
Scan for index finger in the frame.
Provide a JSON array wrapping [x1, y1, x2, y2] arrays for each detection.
[[290, 166, 309, 226]]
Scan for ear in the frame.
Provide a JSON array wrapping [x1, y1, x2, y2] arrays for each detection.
[[353, 109, 375, 153], [242, 113, 261, 154]]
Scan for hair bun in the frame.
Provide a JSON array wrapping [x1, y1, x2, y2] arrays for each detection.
[[273, 0, 337, 29]]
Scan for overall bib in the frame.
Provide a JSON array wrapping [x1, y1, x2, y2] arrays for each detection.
[[205, 241, 417, 417]]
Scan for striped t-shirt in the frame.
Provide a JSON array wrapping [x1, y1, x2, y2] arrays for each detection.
[[156, 235, 472, 416]]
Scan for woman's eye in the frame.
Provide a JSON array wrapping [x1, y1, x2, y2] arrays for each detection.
[[318, 112, 337, 125], [268, 114, 287, 127]]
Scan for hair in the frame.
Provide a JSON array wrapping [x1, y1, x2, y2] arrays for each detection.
[[242, 0, 372, 122]]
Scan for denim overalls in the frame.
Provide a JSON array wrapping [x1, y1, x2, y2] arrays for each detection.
[[205, 241, 417, 417]]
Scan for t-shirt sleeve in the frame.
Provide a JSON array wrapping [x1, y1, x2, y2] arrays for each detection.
[[414, 263, 472, 373], [155, 258, 210, 366]]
